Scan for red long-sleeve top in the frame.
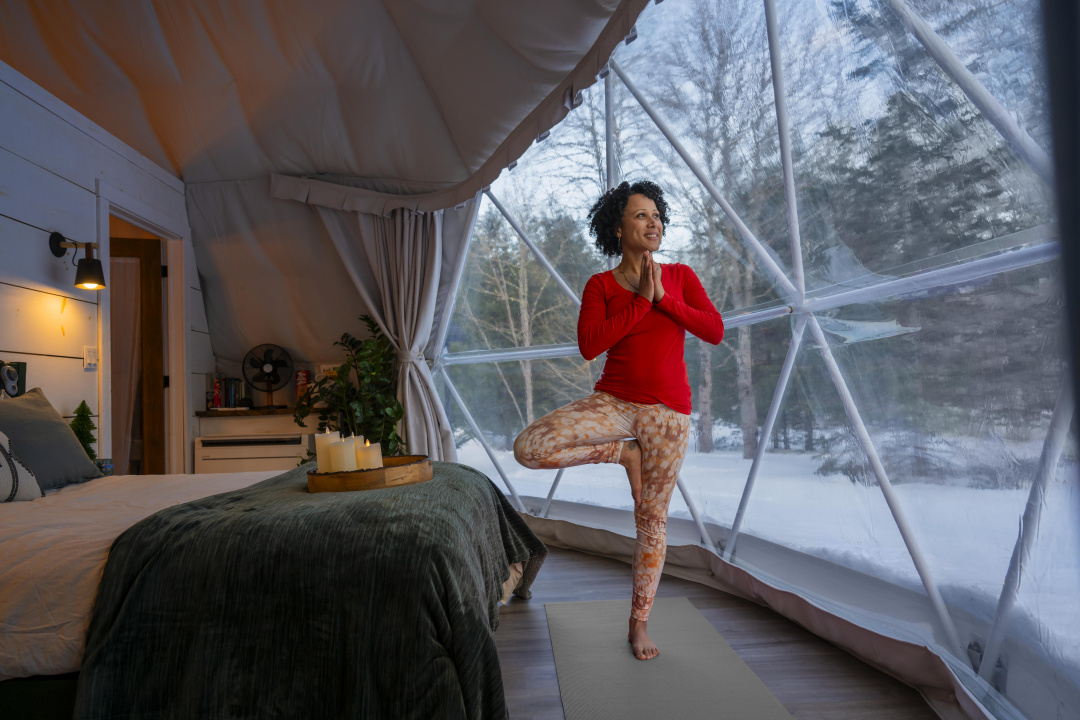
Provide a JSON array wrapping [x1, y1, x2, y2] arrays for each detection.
[[577, 263, 724, 414]]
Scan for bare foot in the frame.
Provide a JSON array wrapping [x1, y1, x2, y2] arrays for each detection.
[[628, 617, 659, 660], [618, 440, 642, 506]]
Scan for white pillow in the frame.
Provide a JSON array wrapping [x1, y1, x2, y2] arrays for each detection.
[[0, 429, 43, 502]]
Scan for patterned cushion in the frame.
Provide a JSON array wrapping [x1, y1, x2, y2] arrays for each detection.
[[0, 388, 102, 491], [0, 430, 43, 502]]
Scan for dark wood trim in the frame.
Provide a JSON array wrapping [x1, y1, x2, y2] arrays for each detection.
[[195, 407, 297, 417], [111, 237, 165, 475]]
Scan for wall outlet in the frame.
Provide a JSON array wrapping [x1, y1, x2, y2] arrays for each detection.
[[83, 346, 99, 369]]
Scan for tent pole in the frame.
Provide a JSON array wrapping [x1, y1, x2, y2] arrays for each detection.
[[439, 366, 527, 513], [440, 306, 793, 367], [605, 68, 618, 272], [540, 468, 565, 518], [726, 314, 807, 560], [485, 190, 581, 307], [806, 315, 967, 662], [444, 343, 581, 366], [883, 0, 1052, 184], [677, 475, 717, 551], [441, 230, 1056, 365], [442, 225, 1055, 367], [432, 192, 483, 369], [979, 377, 1074, 681], [605, 70, 617, 191], [802, 234, 1058, 315], [609, 58, 799, 303], [713, 304, 793, 329], [439, 306, 794, 369], [763, 0, 805, 301]]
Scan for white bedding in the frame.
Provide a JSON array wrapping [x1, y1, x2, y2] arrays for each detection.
[[0, 471, 277, 681]]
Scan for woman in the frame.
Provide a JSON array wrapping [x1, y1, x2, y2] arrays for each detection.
[[514, 180, 724, 660]]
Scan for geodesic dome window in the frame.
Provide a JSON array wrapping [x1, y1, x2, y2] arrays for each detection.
[[435, 2, 1077, 719]]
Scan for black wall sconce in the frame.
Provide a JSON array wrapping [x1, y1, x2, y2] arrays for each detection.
[[49, 232, 106, 290]]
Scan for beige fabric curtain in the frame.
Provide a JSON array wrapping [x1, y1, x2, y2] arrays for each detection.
[[315, 206, 461, 460], [109, 258, 141, 476]]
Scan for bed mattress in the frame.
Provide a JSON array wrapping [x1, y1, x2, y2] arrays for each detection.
[[0, 470, 279, 681]]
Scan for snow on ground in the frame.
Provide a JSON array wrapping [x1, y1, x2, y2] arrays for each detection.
[[457, 439, 1080, 676]]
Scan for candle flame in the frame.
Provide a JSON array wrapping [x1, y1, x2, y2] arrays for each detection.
[[365, 440, 370, 447]]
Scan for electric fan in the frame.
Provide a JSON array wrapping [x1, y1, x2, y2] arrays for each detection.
[[241, 344, 294, 409]]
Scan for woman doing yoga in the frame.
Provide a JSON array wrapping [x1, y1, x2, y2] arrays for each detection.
[[514, 181, 724, 661]]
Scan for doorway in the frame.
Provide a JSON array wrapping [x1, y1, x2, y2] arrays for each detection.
[[109, 216, 166, 475]]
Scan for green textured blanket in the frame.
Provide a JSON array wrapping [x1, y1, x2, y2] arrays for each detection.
[[74, 461, 546, 719]]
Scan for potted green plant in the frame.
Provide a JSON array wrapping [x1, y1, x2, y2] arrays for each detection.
[[294, 316, 406, 456], [69, 400, 98, 461]]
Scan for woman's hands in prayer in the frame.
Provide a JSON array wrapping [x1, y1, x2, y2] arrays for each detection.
[[638, 251, 665, 304]]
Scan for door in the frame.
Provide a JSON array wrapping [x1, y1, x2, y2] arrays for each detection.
[[110, 234, 165, 475]]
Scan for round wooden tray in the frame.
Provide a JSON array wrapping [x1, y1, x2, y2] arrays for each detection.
[[307, 455, 432, 493]]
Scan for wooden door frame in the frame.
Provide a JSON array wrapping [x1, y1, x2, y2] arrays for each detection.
[[110, 237, 165, 474], [96, 180, 189, 473]]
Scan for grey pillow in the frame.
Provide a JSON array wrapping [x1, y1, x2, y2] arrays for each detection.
[[0, 388, 102, 491], [0, 430, 44, 501]]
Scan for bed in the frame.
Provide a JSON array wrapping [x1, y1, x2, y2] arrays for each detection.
[[0, 461, 546, 719]]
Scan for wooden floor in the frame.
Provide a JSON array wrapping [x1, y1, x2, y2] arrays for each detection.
[[496, 546, 938, 720]]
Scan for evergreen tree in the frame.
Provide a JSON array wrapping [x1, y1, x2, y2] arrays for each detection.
[[70, 400, 97, 461]]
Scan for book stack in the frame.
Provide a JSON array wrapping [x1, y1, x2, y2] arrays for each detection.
[[205, 375, 249, 410]]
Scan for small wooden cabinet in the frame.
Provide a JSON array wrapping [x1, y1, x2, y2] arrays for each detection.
[[194, 408, 318, 474]]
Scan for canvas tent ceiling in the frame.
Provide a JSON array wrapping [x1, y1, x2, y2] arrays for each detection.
[[0, 0, 648, 362]]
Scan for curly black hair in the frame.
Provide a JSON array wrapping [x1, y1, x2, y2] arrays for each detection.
[[587, 180, 670, 257]]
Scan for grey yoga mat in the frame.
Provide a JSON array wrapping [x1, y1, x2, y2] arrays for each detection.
[[545, 597, 793, 720]]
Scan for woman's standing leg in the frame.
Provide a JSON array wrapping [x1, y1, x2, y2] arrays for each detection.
[[627, 405, 692, 660]]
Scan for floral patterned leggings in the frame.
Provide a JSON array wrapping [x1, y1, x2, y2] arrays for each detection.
[[513, 392, 692, 621]]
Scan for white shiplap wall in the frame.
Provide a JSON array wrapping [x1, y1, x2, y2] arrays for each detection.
[[0, 58, 214, 471]]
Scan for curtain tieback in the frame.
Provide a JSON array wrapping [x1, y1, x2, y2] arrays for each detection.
[[396, 349, 426, 364]]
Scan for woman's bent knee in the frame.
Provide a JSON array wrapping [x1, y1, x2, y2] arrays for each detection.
[[513, 431, 541, 469]]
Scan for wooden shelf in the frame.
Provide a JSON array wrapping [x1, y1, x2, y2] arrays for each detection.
[[195, 407, 296, 417]]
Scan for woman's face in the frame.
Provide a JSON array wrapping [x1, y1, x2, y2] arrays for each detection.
[[616, 194, 663, 255]]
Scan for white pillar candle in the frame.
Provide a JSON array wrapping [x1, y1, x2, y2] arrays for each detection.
[[355, 439, 383, 469], [329, 438, 358, 472], [342, 436, 359, 465], [314, 429, 340, 473]]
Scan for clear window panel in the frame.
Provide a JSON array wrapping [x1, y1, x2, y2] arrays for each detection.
[[678, 315, 797, 528], [615, 0, 793, 314], [492, 79, 613, 226], [447, 193, 601, 354], [734, 318, 918, 591], [1013, 457, 1080, 714], [774, 0, 1054, 287], [904, 0, 1051, 148], [444, 358, 692, 517], [447, 80, 615, 356], [814, 260, 1079, 709], [445, 358, 601, 502]]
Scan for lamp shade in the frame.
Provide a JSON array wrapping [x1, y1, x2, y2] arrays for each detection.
[[75, 258, 106, 290]]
